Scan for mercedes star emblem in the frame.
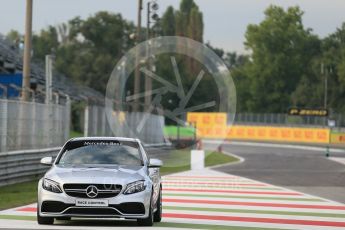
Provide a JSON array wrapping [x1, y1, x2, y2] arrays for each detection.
[[86, 185, 98, 198]]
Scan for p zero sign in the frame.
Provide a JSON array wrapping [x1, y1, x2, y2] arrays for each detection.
[[288, 108, 328, 117]]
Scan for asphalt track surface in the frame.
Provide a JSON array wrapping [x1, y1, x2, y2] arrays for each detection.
[[206, 141, 345, 204]]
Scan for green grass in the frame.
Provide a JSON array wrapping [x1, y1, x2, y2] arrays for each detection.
[[0, 180, 38, 211], [69, 130, 83, 138], [160, 149, 239, 175], [160, 149, 191, 175], [205, 151, 238, 167], [164, 126, 196, 138]]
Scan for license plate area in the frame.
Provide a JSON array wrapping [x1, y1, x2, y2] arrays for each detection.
[[76, 199, 109, 207]]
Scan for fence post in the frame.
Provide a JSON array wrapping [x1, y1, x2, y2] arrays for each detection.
[[0, 100, 8, 152], [84, 105, 89, 137], [65, 96, 71, 141], [17, 100, 25, 149], [30, 101, 36, 149]]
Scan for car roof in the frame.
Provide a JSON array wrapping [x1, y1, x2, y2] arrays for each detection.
[[70, 137, 140, 143]]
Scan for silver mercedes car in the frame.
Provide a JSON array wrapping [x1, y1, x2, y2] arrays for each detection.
[[37, 137, 163, 226]]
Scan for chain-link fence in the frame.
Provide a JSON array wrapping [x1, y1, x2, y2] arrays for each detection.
[[84, 105, 167, 145], [0, 99, 70, 152], [233, 113, 345, 127]]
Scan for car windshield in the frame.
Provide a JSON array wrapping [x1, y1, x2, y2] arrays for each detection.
[[57, 140, 142, 166]]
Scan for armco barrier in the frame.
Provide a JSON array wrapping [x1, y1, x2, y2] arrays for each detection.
[[0, 144, 171, 187], [0, 147, 60, 187]]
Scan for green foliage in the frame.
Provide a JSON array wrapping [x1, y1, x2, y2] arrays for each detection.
[[32, 11, 135, 94], [12, 2, 345, 115], [161, 6, 176, 36], [243, 6, 321, 112], [5, 29, 22, 42], [320, 23, 345, 113], [234, 6, 345, 114], [32, 26, 59, 61]]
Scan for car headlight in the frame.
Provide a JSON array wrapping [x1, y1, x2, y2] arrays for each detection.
[[42, 178, 62, 193], [123, 180, 146, 195]]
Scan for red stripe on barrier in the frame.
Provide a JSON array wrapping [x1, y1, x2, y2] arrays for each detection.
[[163, 182, 266, 186], [163, 198, 345, 210], [162, 213, 345, 227], [163, 188, 302, 196]]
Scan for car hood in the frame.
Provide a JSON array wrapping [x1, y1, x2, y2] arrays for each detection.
[[45, 165, 147, 186]]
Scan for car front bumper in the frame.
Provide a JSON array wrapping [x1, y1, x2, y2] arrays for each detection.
[[38, 180, 152, 219]]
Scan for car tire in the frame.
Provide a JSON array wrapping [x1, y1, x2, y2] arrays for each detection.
[[137, 193, 154, 226], [37, 205, 54, 225], [154, 187, 162, 222]]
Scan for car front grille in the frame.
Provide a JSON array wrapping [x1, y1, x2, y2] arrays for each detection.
[[63, 207, 121, 216], [63, 184, 122, 199]]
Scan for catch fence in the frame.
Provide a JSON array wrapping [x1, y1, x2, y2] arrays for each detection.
[[0, 99, 70, 152], [84, 105, 167, 145]]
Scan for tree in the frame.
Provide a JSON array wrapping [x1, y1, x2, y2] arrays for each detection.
[[318, 23, 345, 113], [243, 5, 321, 112], [32, 26, 59, 61], [174, 0, 203, 42], [161, 6, 175, 36], [6, 30, 22, 43], [32, 12, 135, 94]]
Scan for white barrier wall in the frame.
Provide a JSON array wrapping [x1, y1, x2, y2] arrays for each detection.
[[191, 150, 205, 170]]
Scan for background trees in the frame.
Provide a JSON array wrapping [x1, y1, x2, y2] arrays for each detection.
[[228, 5, 345, 114], [241, 6, 321, 112], [30, 12, 135, 93], [6, 2, 345, 115]]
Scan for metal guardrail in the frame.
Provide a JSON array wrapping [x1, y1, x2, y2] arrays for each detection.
[[0, 144, 172, 187], [0, 147, 60, 187]]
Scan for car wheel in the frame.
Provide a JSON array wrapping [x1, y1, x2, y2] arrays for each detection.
[[137, 193, 154, 226], [154, 187, 162, 222], [37, 205, 54, 225]]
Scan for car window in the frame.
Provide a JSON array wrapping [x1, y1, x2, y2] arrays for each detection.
[[57, 140, 142, 166]]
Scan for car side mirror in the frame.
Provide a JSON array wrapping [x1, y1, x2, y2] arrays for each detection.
[[40, 157, 53, 166], [149, 158, 163, 168]]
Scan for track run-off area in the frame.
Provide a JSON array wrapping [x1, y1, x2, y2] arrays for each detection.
[[1, 168, 345, 230]]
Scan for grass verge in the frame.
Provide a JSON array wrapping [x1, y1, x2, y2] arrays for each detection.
[[160, 149, 238, 175], [0, 180, 38, 211]]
